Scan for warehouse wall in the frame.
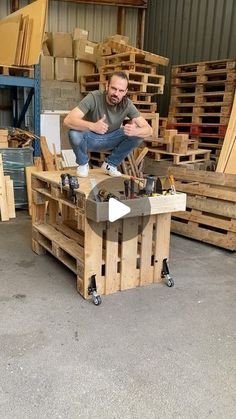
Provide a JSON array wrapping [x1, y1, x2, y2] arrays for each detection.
[[0, 0, 138, 45], [144, 0, 236, 115]]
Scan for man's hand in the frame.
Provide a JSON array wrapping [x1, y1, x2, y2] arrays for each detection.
[[123, 118, 139, 137], [92, 115, 109, 134]]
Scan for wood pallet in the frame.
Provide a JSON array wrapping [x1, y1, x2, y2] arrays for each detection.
[[0, 155, 15, 221], [171, 81, 235, 96], [168, 114, 230, 125], [0, 64, 34, 78], [100, 62, 158, 75], [101, 43, 169, 66], [31, 170, 185, 299], [171, 59, 236, 76], [169, 104, 232, 116], [147, 147, 211, 164], [171, 71, 235, 86], [168, 166, 236, 251], [170, 91, 234, 106]]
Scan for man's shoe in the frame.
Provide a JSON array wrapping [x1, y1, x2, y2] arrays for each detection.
[[101, 162, 122, 177], [77, 163, 89, 177]]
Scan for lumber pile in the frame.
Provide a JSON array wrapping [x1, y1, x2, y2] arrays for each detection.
[[0, 154, 15, 221], [168, 166, 236, 251], [167, 59, 236, 158], [0, 0, 47, 66], [216, 89, 236, 174]]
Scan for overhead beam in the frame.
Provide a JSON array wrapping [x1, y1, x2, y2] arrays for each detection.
[[54, 0, 147, 8]]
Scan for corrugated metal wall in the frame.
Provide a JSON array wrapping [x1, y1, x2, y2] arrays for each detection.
[[0, 0, 138, 45], [144, 0, 236, 115]]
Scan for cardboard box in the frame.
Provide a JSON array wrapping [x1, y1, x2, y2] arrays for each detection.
[[41, 55, 54, 80], [75, 60, 96, 82], [55, 58, 75, 82], [48, 32, 73, 58], [73, 39, 97, 63], [73, 27, 89, 41]]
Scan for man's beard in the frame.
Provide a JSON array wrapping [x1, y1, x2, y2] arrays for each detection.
[[109, 94, 120, 104]]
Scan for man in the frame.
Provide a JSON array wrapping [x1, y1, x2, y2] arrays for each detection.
[[64, 71, 153, 177]]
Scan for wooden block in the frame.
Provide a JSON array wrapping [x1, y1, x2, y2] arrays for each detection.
[[164, 129, 178, 152], [173, 135, 189, 154]]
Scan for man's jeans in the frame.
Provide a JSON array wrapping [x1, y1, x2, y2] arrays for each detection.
[[68, 128, 143, 166]]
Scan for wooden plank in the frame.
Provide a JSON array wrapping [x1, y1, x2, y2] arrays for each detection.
[[224, 137, 236, 174], [0, 155, 9, 221], [9, 0, 48, 65], [105, 221, 120, 294], [153, 213, 171, 282], [120, 217, 139, 290], [0, 14, 22, 65], [168, 166, 236, 188], [186, 195, 236, 219], [171, 220, 236, 251], [82, 218, 104, 298], [174, 181, 236, 203], [139, 215, 154, 285], [135, 146, 149, 166], [216, 89, 236, 172], [26, 166, 38, 216], [40, 136, 55, 171], [5, 178, 15, 218], [173, 210, 236, 233]]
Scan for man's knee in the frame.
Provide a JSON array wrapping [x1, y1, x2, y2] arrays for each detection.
[[68, 129, 85, 146]]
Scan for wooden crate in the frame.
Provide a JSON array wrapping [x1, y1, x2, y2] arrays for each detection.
[[168, 166, 236, 251], [31, 169, 186, 299]]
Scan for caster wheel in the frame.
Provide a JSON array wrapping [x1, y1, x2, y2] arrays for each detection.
[[93, 295, 102, 306], [167, 278, 174, 287]]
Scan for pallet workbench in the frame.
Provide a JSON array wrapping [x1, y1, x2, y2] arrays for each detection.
[[31, 169, 186, 300]]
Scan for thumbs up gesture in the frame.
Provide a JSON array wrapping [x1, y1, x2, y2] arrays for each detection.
[[92, 114, 109, 134]]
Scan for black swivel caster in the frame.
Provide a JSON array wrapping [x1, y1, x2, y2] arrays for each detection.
[[161, 258, 174, 287], [88, 274, 102, 306]]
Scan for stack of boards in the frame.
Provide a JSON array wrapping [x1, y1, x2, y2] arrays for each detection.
[[0, 0, 47, 66]]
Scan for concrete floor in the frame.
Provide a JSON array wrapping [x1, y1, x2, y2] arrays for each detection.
[[0, 210, 236, 419]]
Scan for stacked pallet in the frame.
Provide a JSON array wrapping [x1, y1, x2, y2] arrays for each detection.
[[144, 129, 211, 165], [0, 155, 15, 221], [168, 166, 236, 251], [80, 39, 169, 130], [167, 59, 236, 158]]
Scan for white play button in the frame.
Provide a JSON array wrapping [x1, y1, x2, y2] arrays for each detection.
[[108, 198, 131, 222]]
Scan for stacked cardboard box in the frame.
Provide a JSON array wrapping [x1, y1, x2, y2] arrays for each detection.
[[41, 28, 97, 82]]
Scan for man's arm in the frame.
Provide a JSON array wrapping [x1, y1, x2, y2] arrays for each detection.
[[123, 116, 153, 138], [64, 107, 108, 134]]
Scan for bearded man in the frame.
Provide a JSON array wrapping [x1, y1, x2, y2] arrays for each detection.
[[64, 71, 153, 177]]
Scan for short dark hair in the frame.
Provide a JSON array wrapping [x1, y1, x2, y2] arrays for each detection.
[[108, 71, 129, 86]]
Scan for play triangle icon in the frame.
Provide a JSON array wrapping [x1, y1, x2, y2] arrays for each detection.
[[108, 198, 131, 222]]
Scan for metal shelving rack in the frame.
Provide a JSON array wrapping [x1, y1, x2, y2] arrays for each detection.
[[0, 64, 41, 156]]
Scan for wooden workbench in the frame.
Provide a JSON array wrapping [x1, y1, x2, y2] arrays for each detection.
[[31, 169, 186, 299]]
